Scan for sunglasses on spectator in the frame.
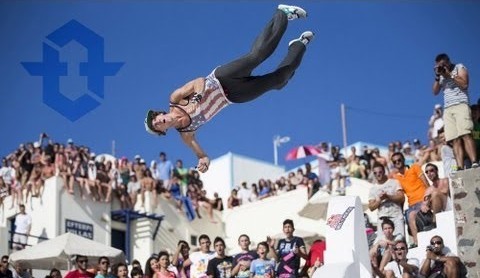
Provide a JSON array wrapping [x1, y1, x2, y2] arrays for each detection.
[[100, 261, 109, 265], [373, 171, 384, 176], [430, 240, 443, 245], [425, 168, 436, 173], [393, 246, 406, 251], [392, 159, 403, 164]]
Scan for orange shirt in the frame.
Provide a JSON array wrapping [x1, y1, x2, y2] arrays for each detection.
[[393, 163, 427, 206]]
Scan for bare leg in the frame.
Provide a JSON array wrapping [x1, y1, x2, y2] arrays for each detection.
[[452, 138, 464, 169], [408, 211, 419, 245], [462, 134, 478, 164]]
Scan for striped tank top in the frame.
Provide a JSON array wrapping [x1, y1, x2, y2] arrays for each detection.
[[172, 69, 231, 132]]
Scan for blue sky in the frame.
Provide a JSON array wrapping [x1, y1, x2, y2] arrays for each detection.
[[1, 1, 480, 171]]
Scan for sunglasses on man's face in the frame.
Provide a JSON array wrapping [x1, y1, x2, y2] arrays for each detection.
[[393, 246, 406, 251], [430, 240, 443, 245], [392, 159, 403, 164], [101, 261, 110, 265]]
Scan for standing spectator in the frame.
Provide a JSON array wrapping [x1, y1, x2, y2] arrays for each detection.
[[68, 156, 88, 199], [433, 53, 478, 169], [237, 182, 253, 205], [437, 128, 457, 178], [174, 160, 189, 196], [402, 142, 415, 167], [141, 170, 157, 207], [231, 234, 258, 278], [64, 255, 95, 278], [423, 163, 449, 213], [184, 234, 215, 278], [249, 242, 275, 278], [301, 239, 326, 278], [368, 163, 405, 237], [206, 237, 233, 278], [0, 255, 13, 278], [11, 262, 31, 278], [0, 178, 8, 210], [271, 219, 308, 278], [420, 235, 461, 278], [0, 158, 15, 198], [172, 240, 191, 278], [111, 263, 128, 278], [12, 204, 32, 250], [429, 104, 444, 141], [383, 240, 419, 278], [391, 152, 429, 246], [49, 268, 62, 278], [154, 251, 177, 278], [144, 256, 159, 278], [471, 104, 480, 158], [127, 174, 141, 208], [157, 152, 174, 189], [95, 257, 113, 278]]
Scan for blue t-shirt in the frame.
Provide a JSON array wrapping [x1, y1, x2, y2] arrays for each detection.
[[249, 259, 275, 278]]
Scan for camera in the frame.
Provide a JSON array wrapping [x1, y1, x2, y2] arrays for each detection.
[[426, 245, 434, 251], [435, 66, 446, 75]]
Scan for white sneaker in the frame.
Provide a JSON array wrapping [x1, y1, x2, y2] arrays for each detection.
[[278, 4, 307, 20], [289, 31, 314, 46]]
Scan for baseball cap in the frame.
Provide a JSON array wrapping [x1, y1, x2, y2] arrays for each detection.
[[403, 142, 411, 149], [33, 141, 41, 148], [413, 139, 420, 145], [140, 159, 146, 164], [145, 110, 166, 136], [134, 154, 141, 160], [434, 104, 442, 110], [67, 138, 74, 144]]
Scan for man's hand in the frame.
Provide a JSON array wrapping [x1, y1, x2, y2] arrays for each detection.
[[197, 156, 210, 173]]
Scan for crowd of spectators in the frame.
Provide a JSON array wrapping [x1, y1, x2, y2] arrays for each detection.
[[1, 219, 327, 278]]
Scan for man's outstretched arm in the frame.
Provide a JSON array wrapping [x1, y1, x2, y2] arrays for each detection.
[[180, 131, 210, 173], [170, 78, 205, 103]]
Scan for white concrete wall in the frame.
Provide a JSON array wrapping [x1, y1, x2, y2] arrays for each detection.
[[200, 152, 285, 202]]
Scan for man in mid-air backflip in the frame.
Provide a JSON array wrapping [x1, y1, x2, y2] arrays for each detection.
[[145, 4, 314, 172]]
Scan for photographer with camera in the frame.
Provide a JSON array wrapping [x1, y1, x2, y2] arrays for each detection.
[[432, 53, 478, 170], [419, 235, 460, 278]]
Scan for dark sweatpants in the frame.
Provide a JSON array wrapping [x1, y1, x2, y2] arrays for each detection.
[[215, 10, 307, 103]]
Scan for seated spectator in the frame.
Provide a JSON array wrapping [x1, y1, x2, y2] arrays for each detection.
[[212, 192, 223, 211], [420, 235, 462, 278], [383, 240, 419, 278], [415, 201, 436, 233], [369, 219, 403, 277], [237, 182, 253, 205], [347, 156, 366, 179], [257, 179, 271, 200], [169, 176, 184, 212], [423, 163, 449, 213], [227, 189, 240, 209]]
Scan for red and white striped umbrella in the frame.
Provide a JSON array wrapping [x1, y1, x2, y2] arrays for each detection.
[[285, 145, 322, 161]]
